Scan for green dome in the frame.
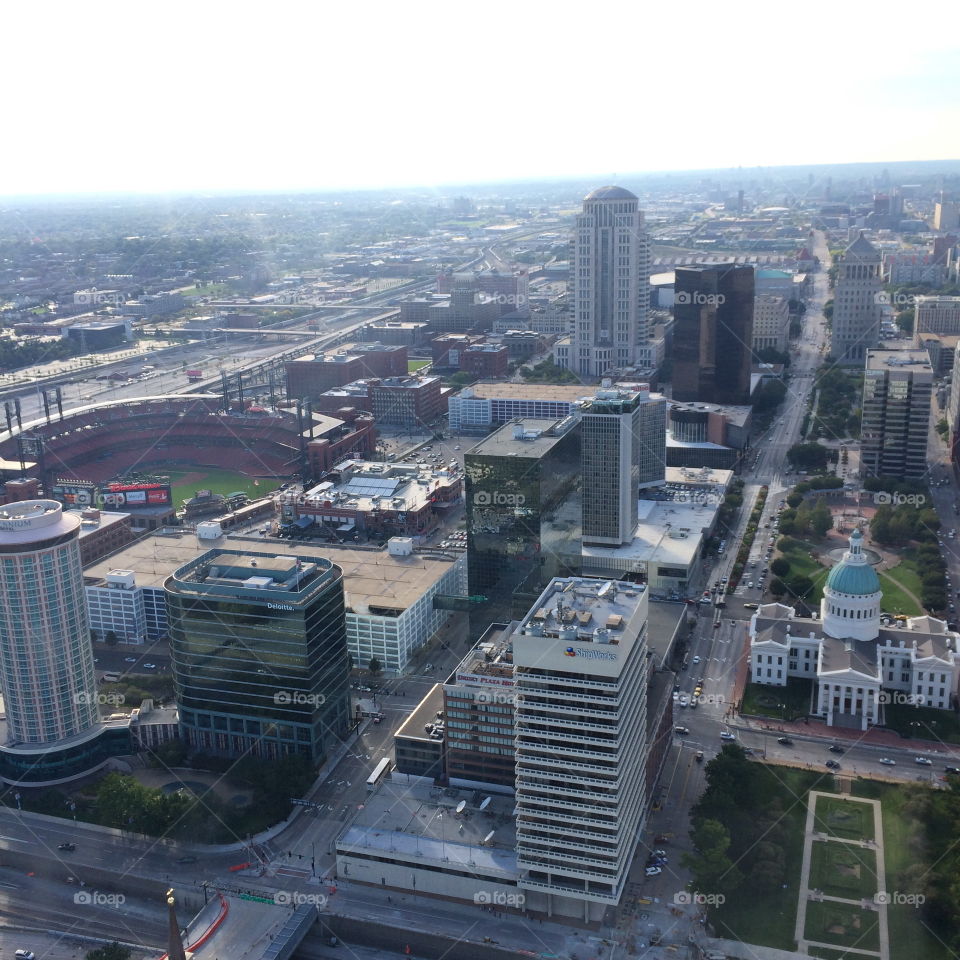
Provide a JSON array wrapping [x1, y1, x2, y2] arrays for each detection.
[[825, 560, 881, 596]]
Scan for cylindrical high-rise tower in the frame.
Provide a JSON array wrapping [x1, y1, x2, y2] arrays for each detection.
[[0, 500, 100, 745]]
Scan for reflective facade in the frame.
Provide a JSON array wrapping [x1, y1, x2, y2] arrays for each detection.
[[465, 419, 581, 625], [672, 265, 755, 404], [166, 549, 351, 764]]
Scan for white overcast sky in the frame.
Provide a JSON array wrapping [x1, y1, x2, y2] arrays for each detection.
[[4, 0, 959, 196]]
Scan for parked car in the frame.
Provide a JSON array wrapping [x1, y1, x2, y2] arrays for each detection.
[[674, 726, 690, 735], [720, 731, 736, 741], [645, 866, 662, 877], [944, 766, 960, 775], [825, 760, 840, 770]]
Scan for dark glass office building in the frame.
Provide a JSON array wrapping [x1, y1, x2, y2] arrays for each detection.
[[465, 417, 581, 626], [166, 549, 351, 764], [672, 265, 755, 405]]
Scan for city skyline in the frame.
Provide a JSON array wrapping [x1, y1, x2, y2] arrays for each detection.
[[3, 1, 959, 197]]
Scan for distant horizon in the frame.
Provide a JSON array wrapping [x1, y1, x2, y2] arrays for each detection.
[[4, 1, 958, 198], [3, 156, 960, 205]]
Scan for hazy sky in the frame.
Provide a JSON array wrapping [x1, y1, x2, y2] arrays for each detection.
[[5, 0, 959, 196]]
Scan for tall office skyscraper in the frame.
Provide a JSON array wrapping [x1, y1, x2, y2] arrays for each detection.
[[861, 349, 933, 481], [166, 549, 351, 763], [581, 385, 666, 546], [465, 418, 582, 622], [831, 233, 882, 365], [514, 577, 650, 921], [0, 500, 100, 746], [567, 186, 650, 377], [672, 265, 755, 404]]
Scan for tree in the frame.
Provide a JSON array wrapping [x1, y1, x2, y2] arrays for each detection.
[[684, 818, 742, 892], [104, 630, 119, 646], [368, 657, 382, 675], [769, 577, 787, 598], [810, 500, 833, 537], [86, 945, 131, 960], [786, 491, 804, 508], [770, 558, 790, 577], [787, 442, 828, 471], [786, 574, 814, 600]]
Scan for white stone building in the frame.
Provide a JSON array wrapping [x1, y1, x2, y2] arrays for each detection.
[[749, 530, 960, 728], [831, 233, 883, 365], [752, 295, 790, 353]]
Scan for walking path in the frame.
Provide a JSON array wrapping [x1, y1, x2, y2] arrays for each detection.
[[794, 790, 889, 959]]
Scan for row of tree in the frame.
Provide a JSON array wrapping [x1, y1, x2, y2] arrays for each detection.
[[684, 746, 796, 896], [809, 365, 861, 440], [776, 498, 833, 539]]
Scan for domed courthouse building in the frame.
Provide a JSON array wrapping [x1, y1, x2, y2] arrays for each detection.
[[748, 529, 960, 729]]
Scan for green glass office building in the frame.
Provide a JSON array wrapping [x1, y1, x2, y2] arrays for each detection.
[[465, 417, 581, 625], [166, 549, 351, 764]]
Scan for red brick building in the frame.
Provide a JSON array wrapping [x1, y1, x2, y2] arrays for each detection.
[[306, 411, 376, 477], [461, 343, 509, 379], [285, 344, 408, 398]]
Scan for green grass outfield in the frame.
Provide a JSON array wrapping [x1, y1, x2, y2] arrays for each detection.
[[161, 467, 281, 508], [408, 359, 431, 373]]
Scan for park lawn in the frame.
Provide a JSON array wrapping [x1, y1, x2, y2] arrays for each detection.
[[804, 901, 879, 953], [808, 839, 878, 901], [851, 780, 952, 960], [877, 571, 923, 617], [161, 466, 280, 507], [808, 947, 867, 960], [774, 536, 830, 604], [740, 678, 814, 721], [881, 702, 960, 744], [814, 794, 875, 842], [709, 765, 826, 952], [408, 359, 431, 372], [883, 560, 924, 601]]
